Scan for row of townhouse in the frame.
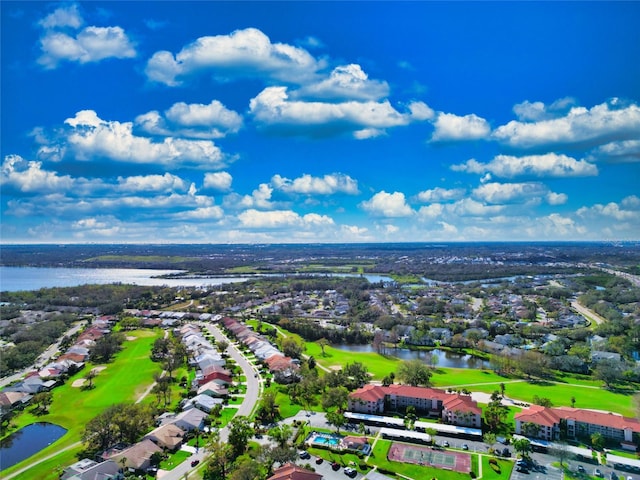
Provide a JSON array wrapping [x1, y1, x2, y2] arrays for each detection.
[[515, 404, 640, 449], [174, 323, 232, 398], [222, 317, 300, 383], [1, 318, 115, 416], [348, 384, 482, 428]]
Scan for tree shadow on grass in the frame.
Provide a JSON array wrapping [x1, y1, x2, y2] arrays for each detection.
[[607, 385, 637, 395]]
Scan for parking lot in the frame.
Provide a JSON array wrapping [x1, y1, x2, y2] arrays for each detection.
[[510, 458, 563, 480]]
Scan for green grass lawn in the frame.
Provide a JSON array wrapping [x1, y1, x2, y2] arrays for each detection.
[[305, 342, 401, 380], [159, 449, 191, 470], [481, 455, 514, 479], [217, 407, 238, 427], [1, 329, 163, 480]]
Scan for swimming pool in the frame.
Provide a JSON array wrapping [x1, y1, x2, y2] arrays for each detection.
[[307, 433, 342, 447]]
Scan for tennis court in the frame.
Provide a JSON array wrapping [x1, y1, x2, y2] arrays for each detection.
[[387, 442, 471, 473]]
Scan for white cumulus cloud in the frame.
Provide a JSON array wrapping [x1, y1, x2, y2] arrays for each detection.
[[145, 27, 322, 86], [590, 139, 640, 163], [512, 97, 576, 122], [174, 206, 224, 220], [360, 191, 414, 218], [494, 99, 640, 148], [135, 100, 243, 139], [38, 5, 136, 69], [39, 4, 83, 29], [472, 182, 558, 204], [117, 173, 189, 193], [577, 199, 640, 222], [238, 209, 333, 228], [271, 173, 359, 195], [38, 110, 228, 169], [294, 64, 389, 101], [431, 112, 491, 141], [249, 86, 414, 138], [203, 172, 233, 191], [451, 153, 598, 178], [416, 187, 465, 203], [1, 155, 74, 193]]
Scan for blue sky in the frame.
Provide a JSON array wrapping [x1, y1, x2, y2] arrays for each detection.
[[2, 1, 639, 244]]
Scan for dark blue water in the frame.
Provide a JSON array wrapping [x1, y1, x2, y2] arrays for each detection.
[[333, 345, 490, 369], [0, 422, 67, 469]]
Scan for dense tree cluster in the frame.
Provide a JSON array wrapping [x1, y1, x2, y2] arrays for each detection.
[[0, 313, 77, 375], [81, 403, 155, 454]]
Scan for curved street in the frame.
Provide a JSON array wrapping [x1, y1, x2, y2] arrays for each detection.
[[157, 322, 262, 480]]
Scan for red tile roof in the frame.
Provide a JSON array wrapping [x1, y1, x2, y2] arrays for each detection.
[[349, 384, 387, 403], [555, 407, 640, 433], [515, 405, 561, 427], [516, 405, 640, 433], [443, 395, 482, 415], [267, 463, 322, 480]]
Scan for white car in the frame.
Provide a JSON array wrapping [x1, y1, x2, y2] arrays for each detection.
[[344, 467, 357, 478]]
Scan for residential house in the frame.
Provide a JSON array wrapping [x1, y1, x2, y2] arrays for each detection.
[[144, 424, 185, 451], [196, 368, 232, 387], [61, 459, 122, 480], [162, 407, 207, 432], [0, 390, 31, 415], [267, 462, 322, 480], [591, 351, 622, 363], [183, 393, 223, 413], [197, 380, 228, 398], [104, 439, 161, 472]]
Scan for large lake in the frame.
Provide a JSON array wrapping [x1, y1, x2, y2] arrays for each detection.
[[0, 266, 392, 292]]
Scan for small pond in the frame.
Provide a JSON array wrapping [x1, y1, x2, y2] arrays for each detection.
[[332, 345, 490, 369], [0, 422, 67, 469]]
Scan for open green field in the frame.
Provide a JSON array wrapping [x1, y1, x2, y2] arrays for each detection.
[[85, 255, 192, 264], [305, 342, 401, 380], [1, 329, 162, 480], [304, 339, 638, 417]]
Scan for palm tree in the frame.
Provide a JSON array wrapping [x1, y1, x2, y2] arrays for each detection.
[[85, 369, 97, 389]]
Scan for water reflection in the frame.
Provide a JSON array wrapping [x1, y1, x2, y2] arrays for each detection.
[[332, 345, 489, 369], [0, 422, 67, 469]]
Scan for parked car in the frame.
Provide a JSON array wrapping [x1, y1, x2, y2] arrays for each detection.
[[299, 450, 311, 459], [442, 441, 450, 447], [190, 459, 200, 467], [344, 467, 357, 478], [315, 457, 324, 464], [462, 444, 469, 450], [502, 448, 510, 457], [594, 469, 603, 478]]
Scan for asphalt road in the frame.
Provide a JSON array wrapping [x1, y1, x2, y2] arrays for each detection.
[[0, 320, 87, 388], [157, 322, 262, 480]]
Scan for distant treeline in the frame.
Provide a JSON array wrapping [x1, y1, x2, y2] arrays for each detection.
[[2, 243, 639, 281]]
